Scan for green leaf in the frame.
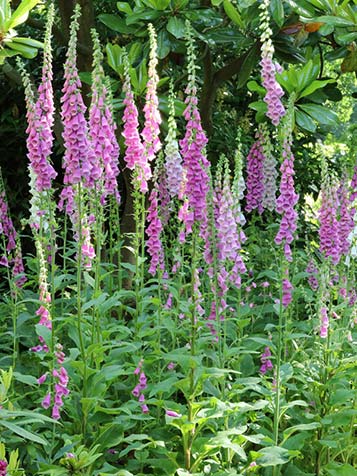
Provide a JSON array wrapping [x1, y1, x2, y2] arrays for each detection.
[[325, 462, 357, 476], [99, 14, 137, 34], [35, 324, 52, 346], [211, 0, 224, 5], [313, 15, 355, 27], [5, 40, 39, 58], [270, 0, 285, 27], [4, 0, 40, 30], [223, 0, 244, 28], [295, 60, 319, 92], [142, 0, 170, 10], [0, 0, 11, 30], [283, 422, 320, 439], [166, 16, 186, 39], [256, 446, 299, 466], [299, 103, 338, 126], [117, 1, 133, 14], [10, 36, 43, 48], [157, 28, 171, 59], [106, 43, 124, 74], [299, 79, 334, 98], [13, 372, 38, 387], [0, 420, 48, 445], [237, 43, 260, 89]]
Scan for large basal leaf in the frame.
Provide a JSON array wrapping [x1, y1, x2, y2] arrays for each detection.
[[299, 79, 335, 98], [0, 420, 48, 445], [255, 446, 300, 467]]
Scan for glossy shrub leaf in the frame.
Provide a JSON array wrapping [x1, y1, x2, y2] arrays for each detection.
[[299, 103, 338, 126], [223, 0, 244, 28], [295, 109, 317, 132], [299, 79, 334, 98], [270, 0, 285, 27], [313, 15, 355, 27], [4, 0, 40, 30], [106, 43, 124, 74], [117, 1, 132, 14], [167, 16, 186, 38], [99, 14, 137, 34], [237, 43, 260, 89]]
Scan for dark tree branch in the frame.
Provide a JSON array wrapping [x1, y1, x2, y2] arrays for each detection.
[[199, 41, 261, 135]]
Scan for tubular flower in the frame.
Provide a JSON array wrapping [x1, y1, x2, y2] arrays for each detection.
[[179, 21, 210, 235], [259, 0, 285, 126], [122, 55, 149, 192], [89, 30, 120, 203], [275, 138, 299, 262], [141, 24, 161, 162], [0, 459, 7, 476], [164, 84, 184, 198], [318, 175, 341, 265], [260, 347, 273, 374], [320, 306, 329, 339], [59, 5, 93, 214], [245, 128, 265, 214]]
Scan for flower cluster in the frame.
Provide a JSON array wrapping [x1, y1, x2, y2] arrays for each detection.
[[275, 138, 299, 262], [320, 306, 329, 339], [318, 175, 340, 265], [261, 123, 277, 211], [306, 259, 319, 291], [259, 0, 285, 126], [146, 188, 164, 276], [59, 5, 93, 214], [164, 85, 184, 198], [89, 29, 120, 204], [132, 360, 149, 413], [179, 21, 210, 235], [245, 129, 265, 214], [22, 4, 57, 193], [122, 56, 149, 193], [337, 177, 353, 257], [141, 24, 161, 163], [0, 460, 7, 476]]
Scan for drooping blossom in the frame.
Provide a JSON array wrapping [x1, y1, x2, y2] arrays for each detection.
[[320, 306, 329, 339], [179, 21, 210, 236], [89, 29, 120, 203], [282, 274, 293, 307], [260, 347, 273, 374], [259, 0, 285, 126], [0, 173, 26, 288], [337, 177, 353, 257], [347, 198, 357, 266], [275, 138, 299, 262], [122, 55, 149, 192], [146, 187, 164, 276], [20, 4, 57, 192], [132, 361, 148, 414], [164, 83, 184, 198], [306, 259, 319, 291], [0, 459, 7, 476], [261, 123, 277, 211], [59, 4, 94, 214], [245, 128, 265, 214], [141, 23, 161, 162], [166, 410, 182, 417], [318, 175, 340, 265]]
